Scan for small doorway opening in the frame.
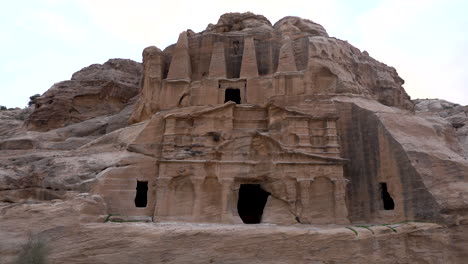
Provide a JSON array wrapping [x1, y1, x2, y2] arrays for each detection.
[[224, 88, 241, 104], [237, 184, 270, 224], [380, 182, 395, 210], [135, 181, 148, 208]]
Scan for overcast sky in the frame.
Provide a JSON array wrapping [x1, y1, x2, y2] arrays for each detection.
[[1, 0, 467, 108]]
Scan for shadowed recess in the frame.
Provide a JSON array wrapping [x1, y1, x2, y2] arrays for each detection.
[[135, 180, 148, 208], [380, 182, 395, 210], [237, 184, 270, 224], [225, 88, 241, 104]]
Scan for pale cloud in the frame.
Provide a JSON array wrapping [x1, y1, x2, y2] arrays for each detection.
[[31, 10, 90, 43], [77, 0, 341, 49], [354, 0, 468, 104], [10, 2, 90, 45], [2, 0, 467, 108]]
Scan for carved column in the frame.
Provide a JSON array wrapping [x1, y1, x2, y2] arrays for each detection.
[[153, 177, 171, 221], [284, 179, 297, 205], [220, 179, 234, 223], [333, 179, 350, 224], [297, 179, 312, 223], [191, 177, 205, 221]]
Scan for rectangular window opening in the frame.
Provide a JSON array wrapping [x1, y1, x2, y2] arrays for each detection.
[[135, 180, 148, 208], [380, 182, 395, 210]]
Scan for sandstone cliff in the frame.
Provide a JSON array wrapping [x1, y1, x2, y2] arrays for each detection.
[[26, 59, 142, 132], [0, 12, 467, 263]]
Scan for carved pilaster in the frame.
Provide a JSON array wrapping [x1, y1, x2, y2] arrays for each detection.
[[153, 177, 171, 220], [297, 179, 312, 223], [332, 179, 350, 224], [191, 177, 205, 220], [220, 179, 235, 222]]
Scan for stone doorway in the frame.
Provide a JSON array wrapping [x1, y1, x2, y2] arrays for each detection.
[[135, 180, 148, 207], [225, 88, 241, 104], [380, 182, 395, 210], [237, 184, 270, 224]]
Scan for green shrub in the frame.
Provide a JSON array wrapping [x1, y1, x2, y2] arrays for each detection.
[[345, 227, 358, 236], [28, 94, 41, 107]]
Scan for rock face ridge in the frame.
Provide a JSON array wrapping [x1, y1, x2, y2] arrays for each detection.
[[130, 13, 412, 124], [26, 59, 142, 131], [0, 12, 467, 263], [414, 99, 468, 157]]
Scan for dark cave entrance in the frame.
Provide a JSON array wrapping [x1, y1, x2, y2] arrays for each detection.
[[135, 181, 148, 208], [237, 184, 270, 224], [224, 88, 241, 104], [380, 182, 395, 210]]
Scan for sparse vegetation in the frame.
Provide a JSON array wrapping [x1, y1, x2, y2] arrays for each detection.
[[28, 94, 41, 107], [104, 214, 150, 223], [382, 224, 398, 233], [0, 105, 6, 110], [108, 219, 144, 223], [104, 213, 120, 222], [346, 227, 358, 236], [355, 225, 375, 234], [349, 223, 402, 235], [15, 234, 49, 264]]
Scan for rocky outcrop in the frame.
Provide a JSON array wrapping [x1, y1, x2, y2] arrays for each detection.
[[0, 107, 33, 138], [25, 59, 142, 131], [204, 12, 273, 33], [0, 12, 467, 263], [414, 99, 468, 157], [0, 200, 454, 263], [274, 16, 329, 37], [333, 97, 468, 224], [130, 12, 412, 123]]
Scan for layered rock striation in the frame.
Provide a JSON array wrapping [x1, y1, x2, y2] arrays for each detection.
[[0, 12, 467, 263], [130, 12, 412, 124], [26, 59, 142, 131]]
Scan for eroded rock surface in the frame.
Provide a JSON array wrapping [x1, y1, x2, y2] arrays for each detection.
[[0, 199, 454, 264], [25, 59, 142, 131], [205, 12, 273, 33], [0, 12, 467, 263], [130, 13, 412, 123], [414, 98, 468, 157]]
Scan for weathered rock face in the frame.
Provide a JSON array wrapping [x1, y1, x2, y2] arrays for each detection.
[[130, 13, 412, 123], [274, 16, 329, 37], [0, 107, 33, 138], [205, 12, 273, 33], [1, 12, 468, 263], [334, 97, 468, 224], [414, 99, 468, 157], [26, 59, 142, 131], [0, 199, 455, 264]]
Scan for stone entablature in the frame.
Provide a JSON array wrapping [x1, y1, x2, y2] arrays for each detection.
[[98, 102, 349, 225], [155, 158, 348, 225], [161, 103, 340, 159]]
